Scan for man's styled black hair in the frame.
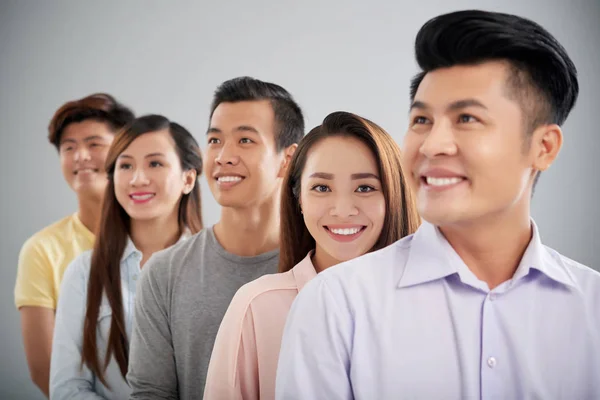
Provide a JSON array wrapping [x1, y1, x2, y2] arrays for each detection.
[[409, 10, 579, 133], [209, 76, 305, 151]]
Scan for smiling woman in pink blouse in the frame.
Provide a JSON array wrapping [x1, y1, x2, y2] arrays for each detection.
[[203, 111, 421, 400]]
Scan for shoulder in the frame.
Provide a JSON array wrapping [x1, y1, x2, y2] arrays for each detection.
[[138, 228, 209, 298], [231, 270, 297, 312], [143, 229, 208, 276], [61, 250, 94, 285], [19, 215, 75, 255], [544, 245, 600, 292]]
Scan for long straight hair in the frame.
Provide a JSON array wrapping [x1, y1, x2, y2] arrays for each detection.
[[279, 111, 421, 273], [81, 115, 203, 386]]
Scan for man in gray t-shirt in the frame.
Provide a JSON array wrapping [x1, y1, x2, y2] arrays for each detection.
[[127, 76, 305, 400]]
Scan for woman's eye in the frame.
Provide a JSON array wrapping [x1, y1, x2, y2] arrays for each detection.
[[311, 185, 330, 193], [356, 185, 375, 193]]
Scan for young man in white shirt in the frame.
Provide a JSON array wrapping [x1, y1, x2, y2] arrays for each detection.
[[276, 10, 600, 400]]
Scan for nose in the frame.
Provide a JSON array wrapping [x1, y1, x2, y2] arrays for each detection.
[[130, 167, 150, 187], [329, 193, 359, 218], [215, 141, 240, 166], [419, 119, 458, 158], [73, 146, 91, 162]]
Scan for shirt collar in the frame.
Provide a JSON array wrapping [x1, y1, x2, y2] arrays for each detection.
[[292, 251, 318, 292], [398, 220, 576, 290], [397, 222, 457, 289], [513, 220, 576, 288], [121, 228, 191, 264]]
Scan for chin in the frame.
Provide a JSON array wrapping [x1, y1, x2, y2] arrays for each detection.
[[215, 198, 248, 208], [215, 192, 256, 208], [420, 209, 476, 227], [75, 186, 106, 200]]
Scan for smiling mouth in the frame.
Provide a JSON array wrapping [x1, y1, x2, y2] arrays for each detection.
[[129, 193, 155, 204], [421, 176, 466, 187], [324, 226, 367, 242], [74, 168, 99, 175], [215, 175, 245, 188]]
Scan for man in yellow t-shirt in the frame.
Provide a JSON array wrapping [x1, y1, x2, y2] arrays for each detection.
[[14, 93, 134, 398]]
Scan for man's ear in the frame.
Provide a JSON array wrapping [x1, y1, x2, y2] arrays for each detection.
[[278, 143, 298, 178], [530, 123, 563, 173]]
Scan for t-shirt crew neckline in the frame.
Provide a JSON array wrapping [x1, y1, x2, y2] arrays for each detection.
[[205, 226, 280, 265]]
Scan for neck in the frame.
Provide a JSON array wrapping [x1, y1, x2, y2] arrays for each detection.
[[213, 197, 280, 257], [130, 214, 181, 267], [77, 195, 102, 234], [439, 206, 532, 290], [312, 247, 340, 274]]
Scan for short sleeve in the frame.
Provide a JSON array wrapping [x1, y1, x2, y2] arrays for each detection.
[[15, 237, 56, 309]]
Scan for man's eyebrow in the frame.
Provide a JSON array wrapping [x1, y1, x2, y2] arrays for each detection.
[[447, 99, 488, 111]]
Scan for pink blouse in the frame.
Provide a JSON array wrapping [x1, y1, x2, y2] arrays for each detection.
[[204, 252, 317, 400]]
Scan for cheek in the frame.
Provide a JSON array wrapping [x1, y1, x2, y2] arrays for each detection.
[[364, 195, 386, 229], [402, 134, 422, 161], [203, 152, 214, 173], [60, 154, 73, 170], [299, 195, 326, 231], [161, 171, 186, 198], [93, 148, 110, 166], [113, 174, 129, 198]]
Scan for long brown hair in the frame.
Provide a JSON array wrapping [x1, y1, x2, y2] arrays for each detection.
[[279, 111, 421, 273], [81, 114, 203, 386]]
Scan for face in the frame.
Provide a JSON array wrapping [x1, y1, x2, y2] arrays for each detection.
[[204, 100, 295, 208], [300, 136, 386, 269], [59, 120, 115, 200], [114, 130, 196, 223], [402, 61, 557, 227]]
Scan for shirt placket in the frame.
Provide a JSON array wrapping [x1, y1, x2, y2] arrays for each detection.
[[480, 291, 504, 400]]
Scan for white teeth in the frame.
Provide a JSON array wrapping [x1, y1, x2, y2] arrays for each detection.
[[131, 194, 154, 200], [330, 227, 361, 235], [218, 176, 243, 183], [426, 177, 464, 186]]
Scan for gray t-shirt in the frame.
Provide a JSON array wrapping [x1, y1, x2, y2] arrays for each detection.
[[127, 226, 279, 399]]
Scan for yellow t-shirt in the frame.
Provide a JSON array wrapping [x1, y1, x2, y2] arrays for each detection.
[[14, 213, 95, 310]]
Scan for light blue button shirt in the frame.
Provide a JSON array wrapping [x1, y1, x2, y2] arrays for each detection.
[[50, 234, 188, 399], [275, 221, 600, 400]]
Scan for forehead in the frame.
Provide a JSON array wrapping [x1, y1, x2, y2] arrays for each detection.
[[414, 61, 515, 109], [303, 136, 378, 177], [121, 130, 176, 156], [210, 100, 275, 134], [61, 120, 113, 141]]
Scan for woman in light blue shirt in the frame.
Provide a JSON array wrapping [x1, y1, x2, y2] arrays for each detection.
[[50, 114, 204, 399]]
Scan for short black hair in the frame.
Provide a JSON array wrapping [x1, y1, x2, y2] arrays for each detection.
[[209, 76, 305, 151], [409, 10, 579, 132]]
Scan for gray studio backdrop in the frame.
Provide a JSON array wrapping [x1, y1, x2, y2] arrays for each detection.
[[1, 0, 598, 398]]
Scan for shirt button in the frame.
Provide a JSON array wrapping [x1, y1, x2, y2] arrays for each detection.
[[133, 275, 138, 281], [487, 357, 497, 368], [489, 293, 497, 301]]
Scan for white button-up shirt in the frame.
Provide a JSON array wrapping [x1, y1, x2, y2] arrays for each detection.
[[276, 221, 600, 400]]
